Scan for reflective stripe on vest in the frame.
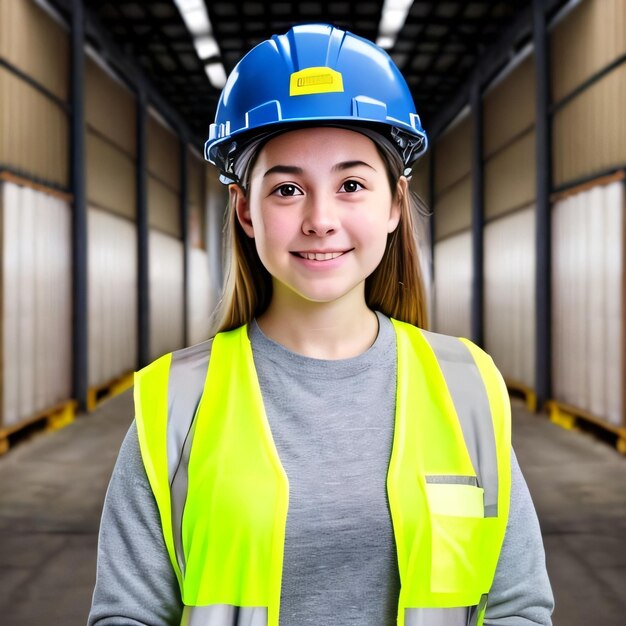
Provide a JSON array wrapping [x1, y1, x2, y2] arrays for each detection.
[[181, 605, 267, 626], [181, 598, 488, 626], [134, 319, 511, 626]]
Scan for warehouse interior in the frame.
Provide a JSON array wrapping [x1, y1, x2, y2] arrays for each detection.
[[0, 0, 625, 624]]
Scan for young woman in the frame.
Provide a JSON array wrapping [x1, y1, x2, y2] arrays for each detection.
[[89, 24, 553, 626]]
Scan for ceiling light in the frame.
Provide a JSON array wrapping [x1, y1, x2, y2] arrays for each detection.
[[206, 63, 227, 89], [174, 0, 224, 90], [377, 35, 395, 49], [173, 0, 211, 35], [381, 8, 406, 33], [173, 0, 203, 11], [179, 7, 210, 36], [194, 35, 220, 60], [376, 0, 413, 49]]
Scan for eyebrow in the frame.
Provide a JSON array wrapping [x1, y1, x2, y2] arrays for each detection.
[[332, 160, 376, 173], [263, 160, 376, 178], [263, 165, 303, 178]]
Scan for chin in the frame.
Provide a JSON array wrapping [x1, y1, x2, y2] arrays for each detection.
[[286, 281, 366, 306]]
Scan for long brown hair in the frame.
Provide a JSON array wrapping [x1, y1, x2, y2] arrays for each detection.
[[209, 140, 429, 335]]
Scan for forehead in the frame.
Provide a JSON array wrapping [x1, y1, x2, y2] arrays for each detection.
[[256, 127, 383, 166]]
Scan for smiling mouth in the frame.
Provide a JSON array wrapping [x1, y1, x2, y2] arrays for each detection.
[[291, 250, 352, 261]]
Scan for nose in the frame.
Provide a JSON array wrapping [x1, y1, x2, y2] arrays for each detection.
[[301, 193, 340, 236]]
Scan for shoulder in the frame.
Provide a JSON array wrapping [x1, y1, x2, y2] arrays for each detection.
[[411, 327, 510, 429], [135, 337, 215, 384], [133, 338, 216, 438], [419, 328, 503, 381], [134, 325, 252, 398], [391, 320, 492, 368], [171, 336, 215, 369]]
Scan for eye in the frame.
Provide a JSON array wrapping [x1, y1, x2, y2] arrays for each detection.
[[272, 184, 303, 197], [339, 180, 364, 193]]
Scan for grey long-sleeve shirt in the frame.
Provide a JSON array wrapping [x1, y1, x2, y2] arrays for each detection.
[[88, 311, 554, 625]]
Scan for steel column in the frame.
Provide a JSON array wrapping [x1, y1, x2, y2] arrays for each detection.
[[533, 0, 552, 410], [137, 91, 150, 368], [470, 81, 484, 347], [427, 147, 436, 330], [70, 0, 88, 411], [180, 139, 189, 348]]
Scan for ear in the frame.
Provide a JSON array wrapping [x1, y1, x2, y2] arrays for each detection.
[[388, 176, 407, 233], [230, 184, 255, 238]]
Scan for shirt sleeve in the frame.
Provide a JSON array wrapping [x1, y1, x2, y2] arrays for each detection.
[[484, 448, 555, 625], [87, 421, 183, 626]]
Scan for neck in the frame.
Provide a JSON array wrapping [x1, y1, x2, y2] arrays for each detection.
[[255, 289, 379, 360]]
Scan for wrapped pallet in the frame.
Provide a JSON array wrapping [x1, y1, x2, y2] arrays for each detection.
[[552, 178, 624, 431], [433, 231, 472, 338], [484, 208, 536, 390], [1, 181, 72, 431], [87, 209, 137, 391], [149, 230, 185, 360]]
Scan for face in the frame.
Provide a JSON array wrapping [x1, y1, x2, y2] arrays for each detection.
[[231, 127, 404, 308]]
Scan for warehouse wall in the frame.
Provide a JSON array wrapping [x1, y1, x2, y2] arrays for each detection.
[[549, 0, 626, 431], [483, 53, 537, 390], [410, 151, 430, 205], [188, 149, 206, 250], [408, 153, 433, 328], [205, 169, 228, 317], [551, 0, 626, 187], [433, 114, 472, 239], [85, 53, 138, 389], [187, 148, 212, 345], [147, 110, 185, 360], [0, 0, 69, 186], [432, 112, 472, 337], [0, 0, 73, 431], [0, 0, 224, 429]]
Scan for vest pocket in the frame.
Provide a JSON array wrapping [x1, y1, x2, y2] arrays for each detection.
[[425, 481, 486, 594]]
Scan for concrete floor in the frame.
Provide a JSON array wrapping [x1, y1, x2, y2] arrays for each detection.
[[0, 392, 625, 625]]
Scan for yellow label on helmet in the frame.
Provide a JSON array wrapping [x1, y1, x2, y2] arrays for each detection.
[[289, 67, 344, 96]]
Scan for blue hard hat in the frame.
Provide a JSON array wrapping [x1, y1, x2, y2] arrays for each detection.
[[205, 23, 428, 184]]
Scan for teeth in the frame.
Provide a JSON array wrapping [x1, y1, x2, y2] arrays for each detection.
[[299, 252, 345, 261]]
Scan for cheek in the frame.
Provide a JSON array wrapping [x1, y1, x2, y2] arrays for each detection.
[[353, 209, 392, 249], [253, 208, 295, 250]]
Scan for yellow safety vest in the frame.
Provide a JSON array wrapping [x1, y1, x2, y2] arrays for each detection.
[[134, 318, 511, 626]]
